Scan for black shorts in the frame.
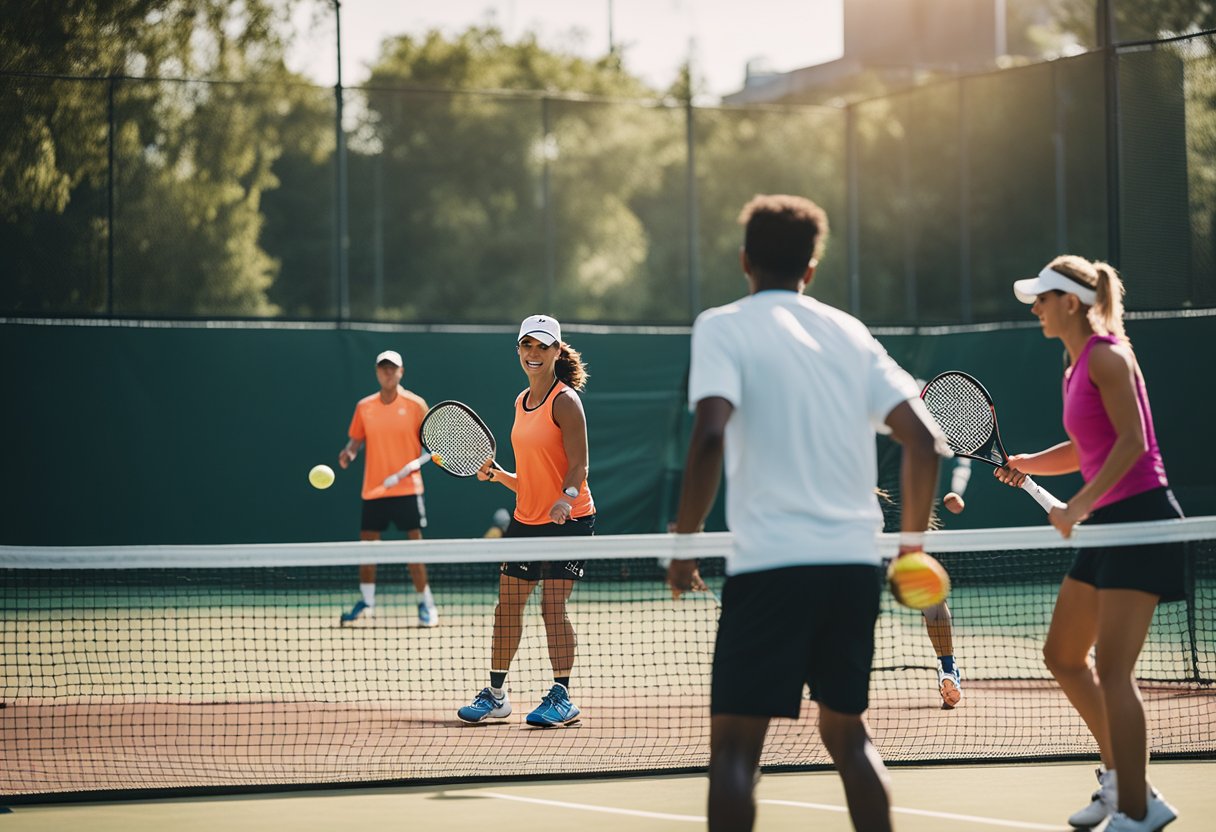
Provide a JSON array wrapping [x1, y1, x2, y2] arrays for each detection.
[[499, 514, 595, 581], [711, 564, 883, 718], [1068, 487, 1186, 602], [361, 494, 427, 534]]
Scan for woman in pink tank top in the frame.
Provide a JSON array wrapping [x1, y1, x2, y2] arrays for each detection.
[[995, 256, 1182, 831]]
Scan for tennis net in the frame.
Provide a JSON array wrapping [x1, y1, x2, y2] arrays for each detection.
[[2, 517, 1214, 800]]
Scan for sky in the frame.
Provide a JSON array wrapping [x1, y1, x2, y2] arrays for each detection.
[[286, 0, 843, 99]]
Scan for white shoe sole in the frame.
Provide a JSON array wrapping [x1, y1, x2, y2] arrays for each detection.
[[457, 706, 512, 724], [939, 678, 961, 709]]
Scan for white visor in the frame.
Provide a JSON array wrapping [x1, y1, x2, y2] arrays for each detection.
[[1012, 267, 1097, 306], [517, 314, 561, 346]]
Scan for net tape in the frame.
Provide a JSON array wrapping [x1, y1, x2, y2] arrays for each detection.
[[4, 517, 1214, 569]]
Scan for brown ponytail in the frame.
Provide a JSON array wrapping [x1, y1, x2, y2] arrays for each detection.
[[556, 343, 588, 391]]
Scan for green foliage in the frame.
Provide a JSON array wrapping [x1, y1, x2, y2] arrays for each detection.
[[1050, 0, 1216, 46], [350, 26, 679, 322], [0, 0, 327, 315]]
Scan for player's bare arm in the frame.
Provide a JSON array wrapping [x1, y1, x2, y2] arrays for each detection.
[[669, 396, 732, 596]]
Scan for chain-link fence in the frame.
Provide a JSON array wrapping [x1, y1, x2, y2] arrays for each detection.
[[3, 29, 1214, 325]]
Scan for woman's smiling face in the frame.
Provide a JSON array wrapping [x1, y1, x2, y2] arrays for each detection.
[[518, 335, 558, 379]]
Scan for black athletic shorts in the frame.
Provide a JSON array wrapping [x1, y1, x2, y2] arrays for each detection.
[[499, 514, 595, 581], [711, 563, 884, 718], [361, 494, 427, 534], [1068, 487, 1186, 602]]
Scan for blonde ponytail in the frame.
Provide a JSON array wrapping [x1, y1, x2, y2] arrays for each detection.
[[1089, 261, 1128, 345], [1046, 255, 1131, 347]]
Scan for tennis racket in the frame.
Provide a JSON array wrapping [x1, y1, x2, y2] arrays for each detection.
[[418, 400, 505, 479], [920, 371, 1065, 514], [364, 400, 504, 498]]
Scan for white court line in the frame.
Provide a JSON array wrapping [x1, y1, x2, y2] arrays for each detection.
[[480, 792, 1062, 829], [480, 792, 704, 822], [761, 799, 1062, 830]]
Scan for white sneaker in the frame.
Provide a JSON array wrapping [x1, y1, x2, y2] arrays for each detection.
[[418, 601, 438, 627], [1069, 767, 1116, 828], [1104, 793, 1178, 832], [937, 662, 962, 709]]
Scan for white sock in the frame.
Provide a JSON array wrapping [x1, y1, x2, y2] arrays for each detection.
[[419, 585, 434, 606], [360, 583, 376, 606], [490, 686, 505, 699]]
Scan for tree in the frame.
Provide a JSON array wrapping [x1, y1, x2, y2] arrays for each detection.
[[350, 26, 688, 323], [0, 0, 329, 316]]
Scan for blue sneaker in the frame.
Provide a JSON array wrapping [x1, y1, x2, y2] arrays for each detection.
[[418, 601, 438, 627], [457, 688, 512, 724], [339, 599, 373, 625], [525, 683, 581, 727]]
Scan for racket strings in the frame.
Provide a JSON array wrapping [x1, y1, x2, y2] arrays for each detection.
[[422, 409, 494, 476], [922, 377, 995, 456]]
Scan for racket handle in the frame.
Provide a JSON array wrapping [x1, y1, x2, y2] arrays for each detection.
[[1020, 475, 1066, 513], [369, 452, 434, 501], [387, 452, 433, 484], [400, 451, 432, 476]]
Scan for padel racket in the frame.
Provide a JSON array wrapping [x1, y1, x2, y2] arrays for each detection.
[[920, 371, 1065, 514]]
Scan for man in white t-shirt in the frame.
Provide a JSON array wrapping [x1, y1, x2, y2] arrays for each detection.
[[668, 194, 948, 832]]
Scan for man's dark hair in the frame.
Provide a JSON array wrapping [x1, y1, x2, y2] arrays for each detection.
[[738, 194, 829, 282]]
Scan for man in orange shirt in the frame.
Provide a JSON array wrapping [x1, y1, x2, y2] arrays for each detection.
[[337, 350, 438, 627]]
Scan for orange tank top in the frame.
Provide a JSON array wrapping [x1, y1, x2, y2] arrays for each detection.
[[511, 380, 594, 525]]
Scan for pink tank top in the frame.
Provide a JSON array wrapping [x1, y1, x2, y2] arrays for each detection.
[[1062, 334, 1168, 510]]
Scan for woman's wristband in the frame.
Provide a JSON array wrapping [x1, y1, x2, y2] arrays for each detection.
[[898, 531, 925, 550]]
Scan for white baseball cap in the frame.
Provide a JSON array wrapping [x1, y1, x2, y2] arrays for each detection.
[[517, 314, 562, 346], [375, 350, 403, 367], [1012, 267, 1097, 306]]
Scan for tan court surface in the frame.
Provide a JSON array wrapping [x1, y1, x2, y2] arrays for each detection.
[[3, 760, 1212, 831]]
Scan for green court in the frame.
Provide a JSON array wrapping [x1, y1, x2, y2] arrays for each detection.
[[4, 761, 1214, 831]]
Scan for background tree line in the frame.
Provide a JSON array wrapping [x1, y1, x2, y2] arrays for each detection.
[[2, 0, 1213, 322]]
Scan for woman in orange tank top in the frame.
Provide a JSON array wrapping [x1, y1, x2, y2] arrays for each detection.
[[455, 315, 595, 729]]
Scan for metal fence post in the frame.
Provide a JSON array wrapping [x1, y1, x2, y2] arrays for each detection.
[[847, 104, 860, 316], [107, 75, 116, 316], [959, 79, 972, 323], [1098, 0, 1121, 268], [333, 1, 350, 322], [685, 98, 701, 321], [542, 96, 555, 313]]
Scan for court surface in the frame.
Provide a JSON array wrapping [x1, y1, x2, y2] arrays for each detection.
[[4, 759, 1212, 831]]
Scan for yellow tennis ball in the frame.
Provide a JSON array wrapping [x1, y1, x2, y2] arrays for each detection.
[[308, 464, 335, 490], [432, 453, 443, 467], [888, 551, 951, 610]]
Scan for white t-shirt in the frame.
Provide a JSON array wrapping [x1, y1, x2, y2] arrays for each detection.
[[688, 290, 920, 574]]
